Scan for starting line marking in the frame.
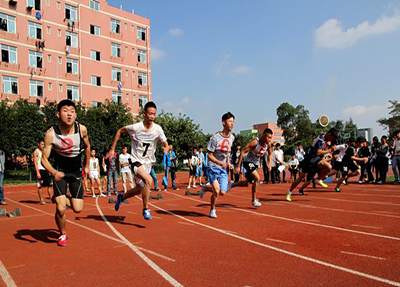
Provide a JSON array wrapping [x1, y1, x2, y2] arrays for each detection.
[[266, 238, 296, 245], [0, 261, 17, 287], [96, 198, 183, 287], [340, 251, 386, 261]]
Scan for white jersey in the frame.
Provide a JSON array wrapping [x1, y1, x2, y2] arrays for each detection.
[[335, 144, 348, 162], [35, 148, 45, 170], [207, 132, 235, 168], [89, 157, 99, 171], [125, 122, 167, 166], [189, 155, 198, 166], [244, 139, 268, 165]]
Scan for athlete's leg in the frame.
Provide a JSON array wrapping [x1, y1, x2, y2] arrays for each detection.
[[95, 177, 103, 194], [288, 172, 306, 192], [251, 171, 260, 202], [121, 172, 127, 193], [55, 195, 68, 234], [37, 186, 45, 203], [210, 179, 221, 211], [127, 171, 134, 190], [317, 160, 332, 180], [90, 176, 96, 196], [134, 165, 153, 209]]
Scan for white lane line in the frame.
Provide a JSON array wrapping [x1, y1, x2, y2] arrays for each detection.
[[5, 198, 176, 263], [373, 211, 400, 215], [351, 224, 383, 230], [149, 201, 400, 287], [340, 251, 386, 261], [178, 222, 194, 226], [169, 193, 400, 242], [0, 261, 17, 287], [266, 238, 296, 245], [293, 218, 320, 223], [127, 211, 138, 215], [95, 198, 183, 287]]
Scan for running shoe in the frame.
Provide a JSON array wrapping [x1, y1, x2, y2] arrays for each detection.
[[209, 209, 217, 218], [252, 199, 262, 207], [58, 233, 68, 247], [192, 185, 197, 189], [99, 193, 106, 197], [316, 180, 328, 188], [299, 189, 304, 196], [142, 208, 152, 220], [115, 193, 124, 211], [187, 185, 191, 189], [335, 187, 340, 193], [358, 180, 363, 184], [199, 186, 205, 199], [39, 200, 46, 205], [286, 192, 292, 202], [92, 194, 96, 198], [173, 187, 180, 190]]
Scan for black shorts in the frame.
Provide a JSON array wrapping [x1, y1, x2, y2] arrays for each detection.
[[342, 160, 359, 173], [243, 161, 258, 183], [39, 169, 51, 187], [53, 171, 84, 199], [189, 166, 197, 176], [333, 161, 343, 172]]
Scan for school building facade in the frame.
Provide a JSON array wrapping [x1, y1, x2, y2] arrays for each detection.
[[253, 122, 285, 144], [0, 0, 151, 114]]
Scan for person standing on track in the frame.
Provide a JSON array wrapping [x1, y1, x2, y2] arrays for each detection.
[[230, 128, 273, 207], [33, 139, 53, 205], [89, 149, 106, 198], [199, 112, 235, 218], [41, 99, 91, 247], [109, 102, 168, 220], [392, 130, 400, 184]]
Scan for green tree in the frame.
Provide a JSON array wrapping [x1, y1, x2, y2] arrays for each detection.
[[377, 100, 400, 135]]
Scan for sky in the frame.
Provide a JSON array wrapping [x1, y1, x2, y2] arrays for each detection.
[[112, 0, 400, 137]]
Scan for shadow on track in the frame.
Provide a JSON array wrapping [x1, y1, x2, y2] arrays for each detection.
[[75, 215, 145, 228], [14, 228, 59, 244], [156, 210, 206, 217]]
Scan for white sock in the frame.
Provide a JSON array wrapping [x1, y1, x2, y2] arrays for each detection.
[[287, 190, 292, 194]]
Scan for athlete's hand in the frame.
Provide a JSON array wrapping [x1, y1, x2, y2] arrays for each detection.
[[228, 163, 234, 170], [234, 167, 240, 175], [221, 161, 228, 169], [85, 166, 90, 176], [363, 158, 369, 164], [37, 171, 41, 179], [268, 165, 272, 172], [331, 145, 337, 152], [54, 171, 65, 182]]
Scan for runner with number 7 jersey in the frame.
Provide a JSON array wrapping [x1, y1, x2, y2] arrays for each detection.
[[107, 101, 168, 220]]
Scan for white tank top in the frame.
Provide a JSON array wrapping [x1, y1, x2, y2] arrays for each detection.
[[89, 158, 98, 171], [35, 148, 45, 170], [244, 139, 268, 165]]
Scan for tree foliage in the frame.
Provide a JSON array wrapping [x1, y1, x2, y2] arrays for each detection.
[[377, 100, 400, 135]]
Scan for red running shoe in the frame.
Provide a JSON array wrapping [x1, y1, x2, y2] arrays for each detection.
[[58, 233, 68, 247]]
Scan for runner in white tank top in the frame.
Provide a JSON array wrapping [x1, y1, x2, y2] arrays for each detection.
[[107, 102, 169, 220], [33, 139, 53, 205], [230, 128, 273, 207], [89, 149, 105, 198]]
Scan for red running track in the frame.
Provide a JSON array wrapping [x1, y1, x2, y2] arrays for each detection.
[[1, 170, 400, 287]]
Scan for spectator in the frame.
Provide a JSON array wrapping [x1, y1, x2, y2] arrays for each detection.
[[231, 144, 243, 182], [150, 166, 160, 191], [0, 149, 6, 205], [392, 130, 400, 184], [89, 149, 106, 197], [358, 141, 371, 183], [105, 149, 119, 196], [188, 147, 199, 189], [376, 136, 390, 184], [295, 143, 305, 163], [33, 139, 53, 204], [119, 147, 134, 193], [370, 136, 380, 182], [274, 143, 286, 183], [288, 154, 299, 182], [163, 144, 178, 190]]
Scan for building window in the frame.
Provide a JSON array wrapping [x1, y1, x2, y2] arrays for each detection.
[[91, 76, 101, 86], [137, 27, 146, 41], [126, 93, 129, 101], [138, 72, 147, 86], [46, 0, 50, 6], [58, 56, 62, 64], [66, 31, 78, 48], [27, 0, 40, 10], [56, 1, 60, 10], [67, 85, 79, 101], [137, 49, 146, 63], [131, 48, 135, 55], [59, 84, 63, 92], [125, 46, 128, 54], [28, 21, 42, 40], [47, 54, 51, 62], [30, 80, 44, 97], [112, 67, 122, 81], [29, 50, 43, 68], [139, 95, 148, 109], [111, 43, 121, 58], [131, 25, 134, 32], [112, 91, 122, 104], [124, 23, 127, 30], [92, 101, 101, 107], [57, 29, 62, 37], [0, 13, 16, 34], [90, 0, 100, 11], [125, 69, 128, 76], [90, 50, 101, 61], [65, 4, 77, 21], [110, 18, 120, 34], [90, 24, 100, 36], [2, 76, 18, 95], [1, 44, 17, 64], [47, 26, 51, 34], [66, 58, 78, 74], [48, 82, 52, 90]]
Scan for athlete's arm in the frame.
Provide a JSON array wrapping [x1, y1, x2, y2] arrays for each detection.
[[162, 140, 169, 154], [108, 127, 128, 158], [80, 124, 91, 174], [41, 128, 64, 181], [235, 140, 257, 174], [267, 144, 273, 171], [32, 150, 40, 179], [207, 152, 228, 169]]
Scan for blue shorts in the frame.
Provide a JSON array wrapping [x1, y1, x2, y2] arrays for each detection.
[[206, 166, 229, 192], [197, 166, 203, 177]]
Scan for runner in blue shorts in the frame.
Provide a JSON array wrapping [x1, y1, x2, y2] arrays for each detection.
[[199, 112, 235, 218]]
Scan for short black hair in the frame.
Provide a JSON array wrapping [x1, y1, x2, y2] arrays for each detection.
[[356, 136, 366, 143], [381, 135, 387, 140], [37, 139, 44, 144], [222, 112, 235, 122], [193, 146, 198, 150], [394, 130, 400, 136], [276, 143, 281, 148], [263, 128, 273, 135], [327, 127, 338, 139], [198, 145, 203, 149], [144, 101, 157, 111], [57, 99, 76, 112], [348, 137, 356, 144]]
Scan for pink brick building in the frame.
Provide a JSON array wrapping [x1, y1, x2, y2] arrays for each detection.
[[0, 0, 151, 114], [253, 122, 285, 144]]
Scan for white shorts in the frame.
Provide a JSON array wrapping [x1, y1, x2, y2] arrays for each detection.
[[132, 162, 152, 188], [89, 170, 99, 179]]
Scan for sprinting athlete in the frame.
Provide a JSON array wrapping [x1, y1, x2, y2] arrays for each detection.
[[32, 139, 53, 205], [334, 137, 368, 192], [199, 112, 235, 218], [231, 128, 273, 207], [41, 100, 91, 247], [109, 102, 168, 220], [89, 149, 106, 198], [286, 128, 338, 201]]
